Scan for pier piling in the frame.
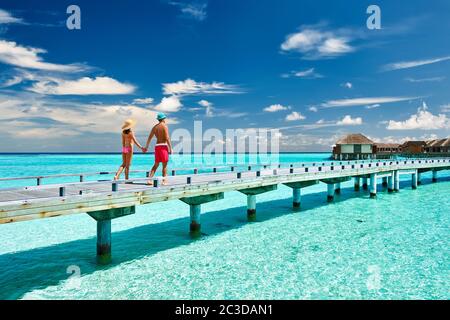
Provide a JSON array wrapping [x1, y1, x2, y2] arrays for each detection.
[[388, 172, 394, 193], [181, 193, 225, 237], [292, 188, 301, 210], [189, 204, 201, 236], [412, 170, 418, 189], [96, 220, 112, 265], [327, 184, 335, 202], [432, 170, 438, 183], [370, 173, 377, 198], [238, 185, 277, 221], [354, 177, 361, 191], [382, 177, 388, 188], [335, 182, 341, 195], [394, 171, 400, 192], [247, 195, 257, 221], [362, 177, 368, 190]]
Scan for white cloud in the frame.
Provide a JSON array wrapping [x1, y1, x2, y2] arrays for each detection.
[[309, 106, 318, 112], [198, 99, 214, 117], [342, 82, 352, 89], [0, 95, 178, 138], [285, 111, 306, 121], [168, 1, 207, 21], [133, 97, 154, 105], [1, 75, 23, 87], [28, 76, 136, 95], [162, 78, 240, 96], [154, 95, 183, 113], [0, 40, 84, 72], [382, 56, 450, 72], [264, 104, 288, 112], [292, 68, 323, 79], [0, 9, 23, 24], [386, 102, 450, 130], [406, 76, 445, 83], [321, 96, 419, 108], [441, 104, 450, 113], [336, 115, 363, 125], [365, 104, 380, 109], [281, 25, 355, 59]]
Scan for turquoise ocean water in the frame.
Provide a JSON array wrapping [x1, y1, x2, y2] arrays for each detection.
[[0, 153, 448, 300]]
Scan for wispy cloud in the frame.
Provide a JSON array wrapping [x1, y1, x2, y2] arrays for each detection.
[[341, 82, 352, 89], [263, 104, 289, 112], [321, 96, 419, 108], [168, 1, 208, 21], [132, 97, 154, 105], [0, 40, 86, 72], [28, 76, 136, 95], [386, 102, 450, 130], [405, 76, 446, 83], [162, 78, 241, 96], [282, 68, 323, 79], [0, 9, 23, 24], [281, 24, 356, 60], [336, 115, 362, 125], [382, 56, 450, 72], [285, 111, 306, 121]]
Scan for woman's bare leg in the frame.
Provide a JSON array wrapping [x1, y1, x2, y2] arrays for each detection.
[[114, 153, 126, 180], [124, 152, 133, 180]]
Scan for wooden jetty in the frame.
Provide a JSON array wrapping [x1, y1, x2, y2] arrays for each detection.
[[0, 158, 449, 264]]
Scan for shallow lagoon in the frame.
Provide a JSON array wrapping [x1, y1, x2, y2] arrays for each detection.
[[0, 153, 448, 299]]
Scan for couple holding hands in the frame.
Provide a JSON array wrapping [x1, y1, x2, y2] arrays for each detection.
[[114, 112, 172, 185]]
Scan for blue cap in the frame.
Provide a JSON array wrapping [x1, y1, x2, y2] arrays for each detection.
[[157, 112, 166, 121]]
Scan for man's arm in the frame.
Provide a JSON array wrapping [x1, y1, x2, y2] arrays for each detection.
[[164, 125, 172, 154], [145, 127, 155, 150]]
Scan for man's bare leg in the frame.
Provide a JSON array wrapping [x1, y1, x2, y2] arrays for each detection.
[[162, 162, 168, 185], [147, 162, 160, 185]]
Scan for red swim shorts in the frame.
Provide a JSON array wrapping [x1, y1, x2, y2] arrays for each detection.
[[155, 145, 169, 163]]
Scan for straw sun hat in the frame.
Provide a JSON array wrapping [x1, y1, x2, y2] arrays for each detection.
[[121, 119, 136, 130]]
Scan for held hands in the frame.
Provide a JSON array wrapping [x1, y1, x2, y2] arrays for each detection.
[[141, 147, 148, 153]]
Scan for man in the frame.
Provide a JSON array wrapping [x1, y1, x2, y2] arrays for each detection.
[[144, 112, 173, 185]]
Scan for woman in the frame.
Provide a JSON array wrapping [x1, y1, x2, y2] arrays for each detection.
[[114, 119, 144, 180]]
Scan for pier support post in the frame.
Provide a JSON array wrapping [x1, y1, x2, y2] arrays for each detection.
[[96, 220, 112, 265], [327, 184, 335, 202], [370, 173, 377, 198], [247, 195, 257, 221], [181, 193, 224, 237], [362, 177, 368, 190], [412, 170, 418, 190], [238, 185, 277, 221], [283, 181, 318, 211], [292, 188, 301, 210], [382, 177, 388, 188], [335, 182, 341, 195], [417, 172, 422, 185], [432, 170, 438, 183], [88, 206, 136, 265], [189, 204, 201, 236], [394, 170, 400, 192], [354, 177, 361, 191], [388, 172, 394, 193]]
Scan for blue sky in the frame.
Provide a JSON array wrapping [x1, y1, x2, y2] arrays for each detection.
[[0, 0, 449, 152]]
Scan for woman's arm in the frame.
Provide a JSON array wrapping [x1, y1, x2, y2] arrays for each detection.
[[131, 132, 144, 150]]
